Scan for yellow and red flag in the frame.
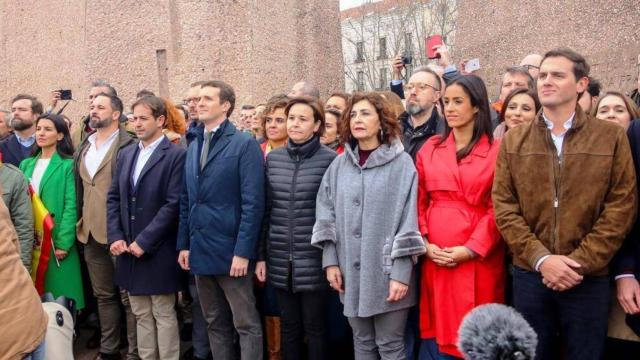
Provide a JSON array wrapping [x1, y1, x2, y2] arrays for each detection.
[[28, 184, 55, 295]]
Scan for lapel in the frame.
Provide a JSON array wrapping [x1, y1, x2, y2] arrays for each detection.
[[202, 121, 234, 171], [436, 133, 461, 188], [135, 136, 169, 188], [39, 152, 63, 195], [93, 130, 120, 176]]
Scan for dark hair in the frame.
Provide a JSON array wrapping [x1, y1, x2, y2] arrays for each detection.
[[586, 77, 602, 97], [261, 94, 290, 135], [324, 108, 342, 120], [34, 114, 74, 158], [542, 48, 590, 81], [91, 80, 118, 97], [499, 88, 541, 124], [438, 75, 493, 161], [200, 80, 236, 117], [95, 92, 124, 116], [504, 66, 535, 90], [591, 91, 640, 120], [284, 96, 326, 136], [412, 66, 443, 91], [131, 96, 167, 121], [340, 92, 402, 146], [241, 104, 256, 110], [11, 94, 43, 115], [136, 89, 155, 98]]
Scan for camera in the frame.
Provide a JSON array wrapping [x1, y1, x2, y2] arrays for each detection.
[[58, 89, 72, 101], [401, 56, 412, 65]]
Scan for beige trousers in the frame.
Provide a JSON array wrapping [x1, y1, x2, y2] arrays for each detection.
[[129, 293, 180, 360]]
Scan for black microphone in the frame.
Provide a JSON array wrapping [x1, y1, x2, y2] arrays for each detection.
[[458, 303, 537, 360]]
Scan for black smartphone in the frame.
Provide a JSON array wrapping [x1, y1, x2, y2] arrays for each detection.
[[59, 89, 72, 100]]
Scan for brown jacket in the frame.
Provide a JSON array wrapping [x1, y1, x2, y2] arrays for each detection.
[[0, 185, 48, 359], [74, 126, 134, 244], [493, 106, 637, 276]]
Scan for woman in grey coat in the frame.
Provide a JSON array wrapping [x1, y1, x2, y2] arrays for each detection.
[[312, 92, 426, 360]]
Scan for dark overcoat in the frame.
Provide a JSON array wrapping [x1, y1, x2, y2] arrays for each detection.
[[107, 136, 186, 295]]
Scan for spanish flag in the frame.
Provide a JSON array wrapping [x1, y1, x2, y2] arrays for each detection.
[[29, 184, 55, 295]]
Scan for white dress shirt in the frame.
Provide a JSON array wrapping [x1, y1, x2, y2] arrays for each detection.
[[84, 129, 119, 179], [535, 112, 575, 271], [132, 135, 165, 186], [30, 158, 51, 196]]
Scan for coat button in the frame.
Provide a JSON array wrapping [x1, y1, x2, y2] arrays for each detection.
[[130, 215, 135, 220], [354, 261, 360, 270], [131, 197, 136, 202], [354, 232, 361, 238], [353, 199, 360, 206]]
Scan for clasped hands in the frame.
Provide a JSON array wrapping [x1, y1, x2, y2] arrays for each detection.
[[539, 255, 583, 292], [110, 240, 145, 258], [426, 243, 475, 267]]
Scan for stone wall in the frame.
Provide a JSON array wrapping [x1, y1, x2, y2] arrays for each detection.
[[454, 0, 640, 99], [0, 0, 344, 120]]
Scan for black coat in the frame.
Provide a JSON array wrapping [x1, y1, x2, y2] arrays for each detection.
[[106, 136, 186, 295], [400, 109, 444, 162], [613, 119, 640, 278], [0, 134, 37, 167], [261, 136, 336, 292]]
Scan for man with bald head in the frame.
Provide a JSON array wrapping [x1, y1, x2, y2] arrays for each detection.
[[289, 81, 320, 99], [520, 53, 543, 78]]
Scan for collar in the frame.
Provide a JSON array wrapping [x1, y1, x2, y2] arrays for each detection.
[[88, 128, 119, 146], [16, 133, 35, 146], [286, 135, 321, 159], [138, 135, 165, 150], [542, 111, 575, 132]]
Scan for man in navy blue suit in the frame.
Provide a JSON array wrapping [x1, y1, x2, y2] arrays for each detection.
[[0, 94, 41, 167], [177, 80, 265, 360]]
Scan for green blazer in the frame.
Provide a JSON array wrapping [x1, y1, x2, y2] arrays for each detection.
[[20, 151, 84, 308]]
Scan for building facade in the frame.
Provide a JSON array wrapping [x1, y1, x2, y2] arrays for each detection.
[[0, 0, 344, 120]]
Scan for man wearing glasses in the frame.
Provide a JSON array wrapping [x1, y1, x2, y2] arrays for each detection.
[[183, 81, 206, 146], [520, 53, 543, 79], [400, 67, 445, 161]]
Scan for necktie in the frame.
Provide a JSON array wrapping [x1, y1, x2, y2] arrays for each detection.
[[200, 131, 213, 170]]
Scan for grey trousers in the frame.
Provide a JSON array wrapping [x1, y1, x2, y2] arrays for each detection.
[[195, 274, 263, 360], [84, 236, 138, 358], [189, 281, 211, 358], [348, 308, 409, 360]]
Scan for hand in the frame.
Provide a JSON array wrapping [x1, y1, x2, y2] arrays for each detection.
[[54, 249, 68, 261], [49, 90, 61, 108], [434, 44, 451, 68], [391, 54, 404, 80], [229, 256, 249, 277], [387, 279, 408, 302], [539, 255, 583, 291], [110, 240, 129, 256], [458, 59, 470, 75], [128, 241, 145, 258], [255, 261, 267, 282], [426, 243, 454, 267], [178, 250, 190, 270], [617, 277, 640, 314], [442, 246, 475, 265], [326, 265, 344, 293]]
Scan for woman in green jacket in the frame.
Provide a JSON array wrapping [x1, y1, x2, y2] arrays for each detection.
[[20, 113, 84, 309]]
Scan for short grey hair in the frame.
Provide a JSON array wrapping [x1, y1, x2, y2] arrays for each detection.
[[91, 79, 118, 97], [298, 81, 320, 99], [411, 66, 443, 91], [503, 66, 535, 90]]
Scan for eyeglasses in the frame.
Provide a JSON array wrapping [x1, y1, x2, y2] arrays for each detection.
[[522, 64, 539, 70], [185, 97, 200, 104], [405, 82, 439, 92]]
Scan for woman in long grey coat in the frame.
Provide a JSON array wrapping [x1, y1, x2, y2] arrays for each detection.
[[312, 92, 426, 360]]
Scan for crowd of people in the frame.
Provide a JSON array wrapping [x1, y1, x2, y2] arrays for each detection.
[[2, 45, 640, 360]]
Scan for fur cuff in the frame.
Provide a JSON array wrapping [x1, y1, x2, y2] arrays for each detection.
[[391, 231, 426, 259]]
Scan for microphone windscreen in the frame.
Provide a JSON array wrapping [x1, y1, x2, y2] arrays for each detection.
[[458, 303, 537, 360]]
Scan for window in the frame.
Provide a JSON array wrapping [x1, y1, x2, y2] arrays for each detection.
[[378, 37, 387, 59], [404, 32, 413, 54], [357, 71, 365, 91], [356, 41, 365, 63], [378, 68, 388, 90]]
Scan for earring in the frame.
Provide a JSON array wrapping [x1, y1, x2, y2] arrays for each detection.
[[379, 128, 384, 139]]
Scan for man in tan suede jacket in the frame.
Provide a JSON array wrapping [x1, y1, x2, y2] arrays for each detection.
[[493, 48, 637, 360]]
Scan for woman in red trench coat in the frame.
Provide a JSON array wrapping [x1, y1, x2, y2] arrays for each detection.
[[415, 75, 505, 359]]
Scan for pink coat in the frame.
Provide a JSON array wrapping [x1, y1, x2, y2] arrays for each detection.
[[416, 133, 505, 357]]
